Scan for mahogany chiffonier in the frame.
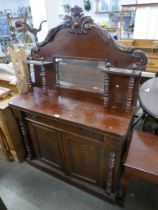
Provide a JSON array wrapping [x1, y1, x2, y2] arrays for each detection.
[[9, 6, 147, 203]]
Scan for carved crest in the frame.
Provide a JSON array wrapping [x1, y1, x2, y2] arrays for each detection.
[[31, 5, 147, 71], [64, 5, 93, 34], [130, 50, 148, 71]]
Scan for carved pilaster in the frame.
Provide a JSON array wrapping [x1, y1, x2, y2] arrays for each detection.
[[104, 73, 110, 107], [106, 150, 116, 195], [41, 64, 47, 95], [27, 63, 33, 91], [19, 120, 33, 160], [103, 63, 111, 108], [126, 76, 135, 111]]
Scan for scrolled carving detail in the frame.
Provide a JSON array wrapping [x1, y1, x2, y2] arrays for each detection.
[[113, 39, 135, 53], [90, 23, 135, 53], [37, 24, 65, 48], [31, 5, 147, 72], [128, 50, 148, 71], [31, 24, 65, 59], [64, 5, 93, 34], [31, 45, 43, 60]]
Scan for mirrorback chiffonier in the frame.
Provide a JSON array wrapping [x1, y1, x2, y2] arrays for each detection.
[[9, 6, 147, 203]]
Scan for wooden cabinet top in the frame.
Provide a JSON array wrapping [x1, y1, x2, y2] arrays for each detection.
[[9, 87, 134, 138]]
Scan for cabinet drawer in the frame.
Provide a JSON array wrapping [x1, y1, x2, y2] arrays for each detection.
[[25, 112, 105, 143]]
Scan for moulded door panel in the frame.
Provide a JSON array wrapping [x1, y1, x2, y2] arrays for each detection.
[[26, 120, 64, 171], [63, 133, 107, 187]]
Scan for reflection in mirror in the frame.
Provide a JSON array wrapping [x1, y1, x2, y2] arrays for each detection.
[[54, 58, 106, 93]]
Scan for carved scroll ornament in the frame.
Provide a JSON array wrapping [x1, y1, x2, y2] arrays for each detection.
[[129, 50, 148, 71], [31, 5, 147, 71], [64, 5, 93, 34]]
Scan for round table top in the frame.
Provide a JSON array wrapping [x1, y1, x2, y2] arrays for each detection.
[[139, 77, 158, 119]]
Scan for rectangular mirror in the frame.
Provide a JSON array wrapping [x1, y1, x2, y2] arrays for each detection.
[[54, 57, 106, 93]]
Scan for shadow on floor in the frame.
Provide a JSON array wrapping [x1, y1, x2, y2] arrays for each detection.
[[0, 160, 158, 210]]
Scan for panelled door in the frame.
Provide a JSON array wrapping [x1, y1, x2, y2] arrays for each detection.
[[26, 119, 65, 172], [62, 132, 108, 188]]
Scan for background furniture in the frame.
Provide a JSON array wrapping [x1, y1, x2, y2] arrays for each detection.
[[120, 2, 158, 39], [8, 46, 30, 94], [9, 6, 147, 203], [139, 77, 158, 133], [120, 130, 158, 203], [139, 77, 158, 119], [118, 39, 158, 73], [0, 70, 26, 161]]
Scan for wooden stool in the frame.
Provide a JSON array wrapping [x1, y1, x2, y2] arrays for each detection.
[[119, 130, 158, 202]]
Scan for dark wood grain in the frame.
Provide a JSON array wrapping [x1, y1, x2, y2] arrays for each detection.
[[9, 87, 134, 137], [125, 130, 158, 179], [119, 130, 158, 204]]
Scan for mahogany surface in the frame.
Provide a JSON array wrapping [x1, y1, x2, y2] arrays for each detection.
[[37, 29, 137, 67], [125, 130, 158, 180], [120, 130, 158, 204], [9, 88, 134, 137], [139, 77, 158, 119]]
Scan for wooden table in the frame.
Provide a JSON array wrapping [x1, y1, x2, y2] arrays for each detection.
[[139, 77, 158, 119], [139, 77, 158, 132], [119, 130, 158, 205]]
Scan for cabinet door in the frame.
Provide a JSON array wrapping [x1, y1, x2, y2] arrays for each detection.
[[63, 133, 107, 187], [26, 120, 64, 171]]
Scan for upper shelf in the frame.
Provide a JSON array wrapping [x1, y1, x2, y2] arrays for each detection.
[[121, 2, 158, 8]]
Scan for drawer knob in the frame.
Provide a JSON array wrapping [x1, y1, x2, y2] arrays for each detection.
[[31, 113, 38, 119], [82, 129, 94, 137]]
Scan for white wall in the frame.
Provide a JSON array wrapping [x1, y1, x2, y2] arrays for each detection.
[[133, 4, 158, 39], [121, 0, 158, 39], [44, 0, 60, 29], [29, 0, 60, 41], [29, 0, 48, 42]]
